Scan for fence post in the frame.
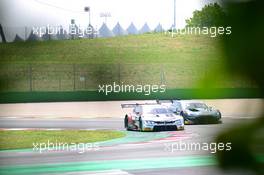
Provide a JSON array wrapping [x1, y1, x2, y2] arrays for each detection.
[[73, 64, 76, 91], [118, 63, 121, 84], [84, 71, 87, 90], [59, 73, 61, 91], [6, 68, 9, 90], [160, 64, 165, 85], [28, 64, 33, 92]]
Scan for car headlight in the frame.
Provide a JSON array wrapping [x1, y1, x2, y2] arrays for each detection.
[[144, 120, 155, 125], [175, 119, 183, 125], [184, 111, 194, 117]]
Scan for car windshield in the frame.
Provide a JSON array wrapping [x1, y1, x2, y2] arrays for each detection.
[[186, 103, 208, 109], [147, 108, 169, 114]]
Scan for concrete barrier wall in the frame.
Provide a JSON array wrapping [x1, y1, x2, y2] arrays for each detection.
[[0, 99, 263, 119]]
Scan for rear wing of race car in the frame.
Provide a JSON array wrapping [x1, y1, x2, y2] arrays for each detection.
[[156, 99, 173, 104], [156, 99, 181, 104], [121, 99, 181, 108], [121, 103, 158, 109]]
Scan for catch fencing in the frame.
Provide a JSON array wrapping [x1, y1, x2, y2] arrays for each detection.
[[0, 63, 254, 92]]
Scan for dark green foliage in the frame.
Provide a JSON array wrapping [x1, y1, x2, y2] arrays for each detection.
[[186, 3, 226, 27], [216, 0, 264, 173]]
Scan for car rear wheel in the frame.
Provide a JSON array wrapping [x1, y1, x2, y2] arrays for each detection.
[[217, 110, 222, 118], [139, 117, 143, 132]]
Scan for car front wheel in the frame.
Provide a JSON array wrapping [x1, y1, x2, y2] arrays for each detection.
[[124, 115, 128, 128]]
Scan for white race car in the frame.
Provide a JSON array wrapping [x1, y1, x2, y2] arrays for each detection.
[[122, 103, 184, 132]]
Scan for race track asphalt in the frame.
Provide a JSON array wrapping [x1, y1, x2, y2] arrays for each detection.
[[0, 117, 258, 175]]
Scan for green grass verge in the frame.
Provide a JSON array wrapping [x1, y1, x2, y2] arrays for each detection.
[[0, 130, 125, 150]]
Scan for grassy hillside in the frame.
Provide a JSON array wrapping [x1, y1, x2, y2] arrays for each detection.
[[0, 33, 218, 64], [0, 33, 253, 92]]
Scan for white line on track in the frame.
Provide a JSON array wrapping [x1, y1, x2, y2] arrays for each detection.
[[47, 170, 133, 175], [0, 128, 106, 131]]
